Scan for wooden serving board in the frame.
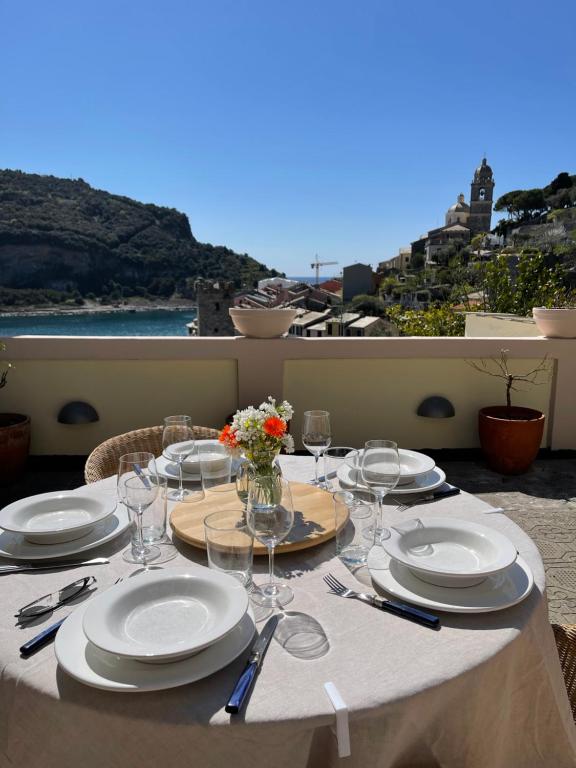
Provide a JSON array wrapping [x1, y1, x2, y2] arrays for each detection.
[[170, 481, 342, 555]]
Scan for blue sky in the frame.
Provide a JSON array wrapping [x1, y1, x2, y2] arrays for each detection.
[[1, 0, 575, 276]]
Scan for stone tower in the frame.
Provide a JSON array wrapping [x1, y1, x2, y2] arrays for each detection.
[[195, 279, 235, 336], [468, 158, 495, 235]]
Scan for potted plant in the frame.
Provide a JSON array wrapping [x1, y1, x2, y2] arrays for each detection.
[[0, 343, 31, 485], [468, 350, 549, 475]]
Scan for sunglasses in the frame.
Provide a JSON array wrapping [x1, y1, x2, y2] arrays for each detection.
[[15, 576, 97, 623]]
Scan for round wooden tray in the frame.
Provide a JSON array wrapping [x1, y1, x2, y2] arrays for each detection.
[[170, 481, 341, 555]]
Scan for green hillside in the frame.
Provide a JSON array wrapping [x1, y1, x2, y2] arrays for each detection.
[[0, 170, 280, 305]]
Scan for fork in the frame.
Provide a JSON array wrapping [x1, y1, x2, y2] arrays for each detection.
[[20, 577, 124, 657], [323, 573, 440, 629]]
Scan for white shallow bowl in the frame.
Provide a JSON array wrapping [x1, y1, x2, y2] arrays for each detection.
[[162, 439, 221, 474], [533, 307, 576, 338], [382, 517, 518, 587], [229, 307, 297, 338], [82, 567, 249, 663], [57, 601, 256, 692], [396, 449, 436, 485], [0, 502, 129, 560], [0, 491, 116, 544], [369, 555, 533, 613]]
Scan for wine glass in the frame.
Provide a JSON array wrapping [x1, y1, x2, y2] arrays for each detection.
[[246, 474, 294, 608], [302, 410, 331, 487], [117, 453, 161, 564], [162, 415, 196, 501], [360, 440, 401, 543]]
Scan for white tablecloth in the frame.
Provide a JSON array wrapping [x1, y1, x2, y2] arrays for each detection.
[[0, 456, 575, 768]]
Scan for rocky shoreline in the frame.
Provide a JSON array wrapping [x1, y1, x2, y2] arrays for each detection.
[[0, 300, 197, 319]]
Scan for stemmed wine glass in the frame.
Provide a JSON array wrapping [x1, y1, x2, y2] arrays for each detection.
[[246, 475, 294, 608], [117, 453, 161, 564], [162, 415, 196, 502], [302, 410, 331, 487], [360, 440, 401, 544]]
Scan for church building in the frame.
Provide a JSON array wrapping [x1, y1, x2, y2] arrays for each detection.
[[411, 158, 495, 263]]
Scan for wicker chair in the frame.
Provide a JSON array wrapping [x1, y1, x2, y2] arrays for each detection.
[[84, 425, 220, 484], [552, 623, 576, 721]]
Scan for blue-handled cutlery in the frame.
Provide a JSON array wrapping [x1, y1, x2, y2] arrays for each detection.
[[324, 573, 440, 629], [225, 614, 279, 714]]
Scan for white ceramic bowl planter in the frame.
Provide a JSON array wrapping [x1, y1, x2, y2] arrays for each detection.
[[532, 307, 576, 338], [229, 308, 297, 338]]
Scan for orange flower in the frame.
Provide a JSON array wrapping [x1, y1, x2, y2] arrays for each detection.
[[219, 424, 238, 448], [263, 416, 286, 438]]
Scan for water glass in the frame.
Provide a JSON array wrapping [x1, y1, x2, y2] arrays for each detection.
[[198, 443, 233, 492], [323, 447, 359, 492], [139, 476, 169, 543], [204, 508, 254, 587], [334, 490, 375, 568]]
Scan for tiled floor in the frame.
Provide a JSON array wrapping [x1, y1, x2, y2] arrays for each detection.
[[2, 455, 576, 624]]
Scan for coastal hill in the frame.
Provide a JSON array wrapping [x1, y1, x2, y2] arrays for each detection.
[[0, 170, 280, 303]]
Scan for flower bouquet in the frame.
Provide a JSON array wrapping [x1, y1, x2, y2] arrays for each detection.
[[219, 397, 294, 475]]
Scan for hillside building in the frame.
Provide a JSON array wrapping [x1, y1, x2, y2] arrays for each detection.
[[410, 158, 495, 263]]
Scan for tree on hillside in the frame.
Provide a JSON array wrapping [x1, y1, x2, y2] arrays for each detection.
[[494, 189, 547, 222], [483, 250, 566, 315]]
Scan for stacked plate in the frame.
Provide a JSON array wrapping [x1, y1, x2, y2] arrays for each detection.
[[55, 566, 256, 691], [155, 439, 241, 483], [0, 491, 130, 559], [369, 516, 534, 613], [337, 449, 447, 495]]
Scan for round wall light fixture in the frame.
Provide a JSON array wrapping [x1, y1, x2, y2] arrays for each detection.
[[57, 401, 99, 424], [417, 396, 455, 419]]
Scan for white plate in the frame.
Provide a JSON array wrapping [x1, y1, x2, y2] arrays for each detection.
[[382, 517, 518, 588], [155, 451, 239, 483], [0, 492, 116, 544], [0, 503, 129, 560], [337, 463, 447, 495], [56, 601, 255, 692], [82, 567, 249, 663], [369, 555, 534, 613]]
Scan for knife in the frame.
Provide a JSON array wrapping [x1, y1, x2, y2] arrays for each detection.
[[362, 594, 440, 629], [405, 485, 461, 505], [0, 557, 109, 575], [225, 614, 279, 714], [20, 617, 67, 657]]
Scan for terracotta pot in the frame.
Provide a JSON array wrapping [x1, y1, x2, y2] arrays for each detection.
[[0, 413, 31, 486], [478, 406, 544, 475]]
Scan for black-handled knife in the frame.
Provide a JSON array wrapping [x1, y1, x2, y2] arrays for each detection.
[[371, 596, 440, 629], [20, 617, 67, 657], [225, 614, 279, 714]]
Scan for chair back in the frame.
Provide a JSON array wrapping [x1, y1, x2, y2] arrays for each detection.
[[84, 424, 220, 483]]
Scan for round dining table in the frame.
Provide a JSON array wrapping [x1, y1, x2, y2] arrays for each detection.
[[0, 454, 575, 768]]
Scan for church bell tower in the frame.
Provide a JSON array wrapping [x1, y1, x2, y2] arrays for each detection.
[[469, 158, 495, 235]]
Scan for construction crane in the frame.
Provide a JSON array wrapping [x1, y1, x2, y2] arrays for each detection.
[[310, 256, 338, 285]]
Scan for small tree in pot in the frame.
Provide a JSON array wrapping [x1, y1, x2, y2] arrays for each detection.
[[468, 350, 550, 475], [0, 343, 31, 485]]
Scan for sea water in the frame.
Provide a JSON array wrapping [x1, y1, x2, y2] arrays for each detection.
[[0, 309, 197, 337]]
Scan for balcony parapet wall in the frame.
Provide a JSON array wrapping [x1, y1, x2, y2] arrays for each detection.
[[2, 336, 573, 455]]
